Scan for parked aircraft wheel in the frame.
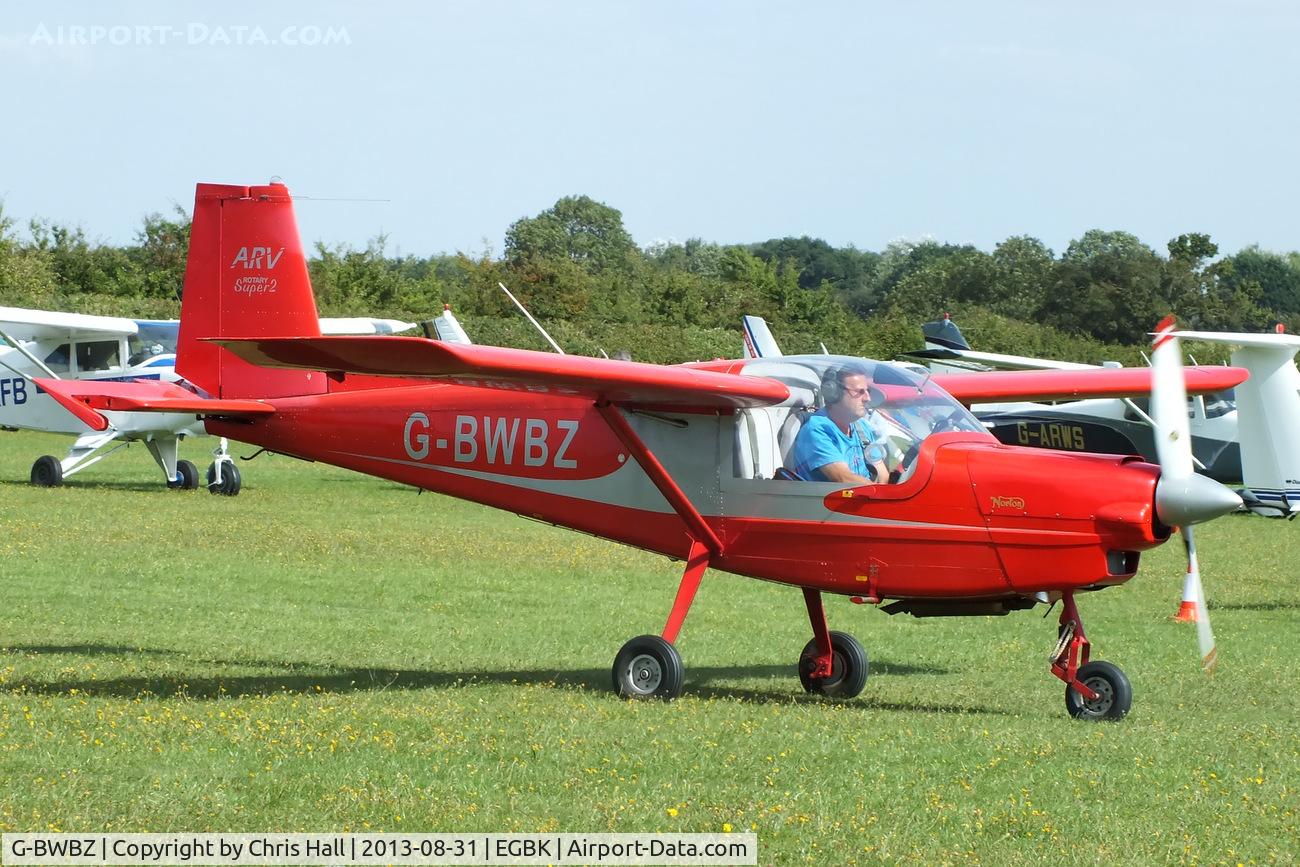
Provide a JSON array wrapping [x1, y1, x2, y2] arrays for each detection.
[[612, 634, 684, 700], [168, 459, 199, 490], [1065, 660, 1132, 721], [30, 455, 63, 487], [798, 631, 868, 698], [206, 461, 242, 496]]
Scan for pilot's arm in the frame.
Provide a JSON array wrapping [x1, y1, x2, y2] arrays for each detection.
[[815, 461, 873, 485]]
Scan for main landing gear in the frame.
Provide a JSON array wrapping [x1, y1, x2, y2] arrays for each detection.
[[1051, 592, 1132, 721], [166, 459, 200, 490], [30, 455, 63, 487], [610, 541, 869, 701]]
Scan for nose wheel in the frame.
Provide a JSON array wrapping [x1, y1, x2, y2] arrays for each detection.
[[1064, 660, 1132, 721]]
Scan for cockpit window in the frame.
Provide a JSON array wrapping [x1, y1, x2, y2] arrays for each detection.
[[43, 343, 71, 374], [1203, 389, 1235, 419], [75, 340, 121, 373], [128, 321, 179, 366]]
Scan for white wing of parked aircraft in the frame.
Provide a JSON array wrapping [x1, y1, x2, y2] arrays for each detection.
[[1173, 330, 1300, 517]]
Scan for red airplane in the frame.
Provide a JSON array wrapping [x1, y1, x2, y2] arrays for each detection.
[[38, 183, 1248, 721]]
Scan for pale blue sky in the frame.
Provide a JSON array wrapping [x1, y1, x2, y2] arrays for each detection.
[[2, 1, 1297, 258]]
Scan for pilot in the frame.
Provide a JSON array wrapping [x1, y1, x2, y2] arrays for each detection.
[[789, 364, 891, 483]]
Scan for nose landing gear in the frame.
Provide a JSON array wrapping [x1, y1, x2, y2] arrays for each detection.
[[1051, 592, 1132, 721]]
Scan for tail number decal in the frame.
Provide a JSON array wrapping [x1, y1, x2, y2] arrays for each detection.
[[0, 378, 28, 406], [404, 413, 579, 470]]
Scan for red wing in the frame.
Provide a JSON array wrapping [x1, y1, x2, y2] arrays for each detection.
[[933, 366, 1248, 404], [33, 378, 274, 432], [212, 337, 790, 409]]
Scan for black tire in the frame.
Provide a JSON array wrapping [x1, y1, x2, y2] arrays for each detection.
[[30, 455, 63, 487], [612, 634, 684, 700], [206, 461, 242, 496], [168, 459, 199, 490], [798, 630, 868, 698], [1065, 660, 1132, 721]]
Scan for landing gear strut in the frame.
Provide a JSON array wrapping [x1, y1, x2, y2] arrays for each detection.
[[1051, 592, 1131, 721], [611, 539, 707, 701]]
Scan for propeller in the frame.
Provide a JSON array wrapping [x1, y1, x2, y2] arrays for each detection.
[[1150, 315, 1234, 673]]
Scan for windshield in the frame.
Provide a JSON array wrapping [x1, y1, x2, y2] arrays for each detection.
[[127, 321, 179, 366], [742, 355, 986, 433], [1203, 389, 1236, 419]]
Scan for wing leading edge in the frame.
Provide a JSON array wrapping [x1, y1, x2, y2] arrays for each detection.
[[934, 366, 1248, 404], [213, 336, 790, 409]]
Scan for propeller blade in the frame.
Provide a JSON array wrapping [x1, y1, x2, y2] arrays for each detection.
[[1182, 526, 1218, 674], [1150, 315, 1193, 480], [1157, 317, 1220, 675], [1150, 315, 1241, 526]]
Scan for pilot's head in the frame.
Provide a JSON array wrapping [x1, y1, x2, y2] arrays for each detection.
[[821, 364, 878, 424]]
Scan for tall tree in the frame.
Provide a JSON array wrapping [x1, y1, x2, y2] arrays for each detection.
[[1042, 230, 1164, 343], [1221, 245, 1300, 317], [504, 195, 638, 274]]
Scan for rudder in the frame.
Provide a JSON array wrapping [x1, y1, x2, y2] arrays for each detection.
[[176, 182, 326, 399]]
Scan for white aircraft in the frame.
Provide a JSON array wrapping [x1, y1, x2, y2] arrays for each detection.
[[0, 306, 414, 494], [904, 315, 1299, 518], [1171, 329, 1300, 517]]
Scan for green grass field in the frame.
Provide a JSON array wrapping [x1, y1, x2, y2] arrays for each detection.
[[0, 429, 1296, 864]]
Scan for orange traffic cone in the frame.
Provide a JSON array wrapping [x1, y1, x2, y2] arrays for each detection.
[[1174, 571, 1199, 622]]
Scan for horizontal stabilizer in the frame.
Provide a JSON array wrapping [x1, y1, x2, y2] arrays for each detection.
[[33, 378, 274, 432], [934, 366, 1248, 404], [214, 336, 790, 409]]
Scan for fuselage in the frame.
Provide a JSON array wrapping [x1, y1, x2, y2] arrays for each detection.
[[206, 369, 1168, 604]]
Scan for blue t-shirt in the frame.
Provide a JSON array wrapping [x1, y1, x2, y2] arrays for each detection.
[[790, 409, 883, 482]]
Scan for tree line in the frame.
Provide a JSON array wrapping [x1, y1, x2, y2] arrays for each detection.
[[2, 195, 1298, 365]]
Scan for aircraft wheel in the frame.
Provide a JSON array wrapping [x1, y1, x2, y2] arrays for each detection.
[[206, 461, 242, 496], [1065, 660, 1132, 721], [168, 459, 199, 490], [612, 634, 684, 700], [798, 631, 868, 698], [31, 455, 64, 487]]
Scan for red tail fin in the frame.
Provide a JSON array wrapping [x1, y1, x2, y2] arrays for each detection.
[[176, 182, 326, 399]]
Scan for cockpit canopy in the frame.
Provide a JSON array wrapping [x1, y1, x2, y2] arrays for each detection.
[[733, 355, 990, 482], [742, 355, 985, 431]]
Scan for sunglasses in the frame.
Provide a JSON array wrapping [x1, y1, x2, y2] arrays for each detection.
[[843, 386, 872, 399]]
